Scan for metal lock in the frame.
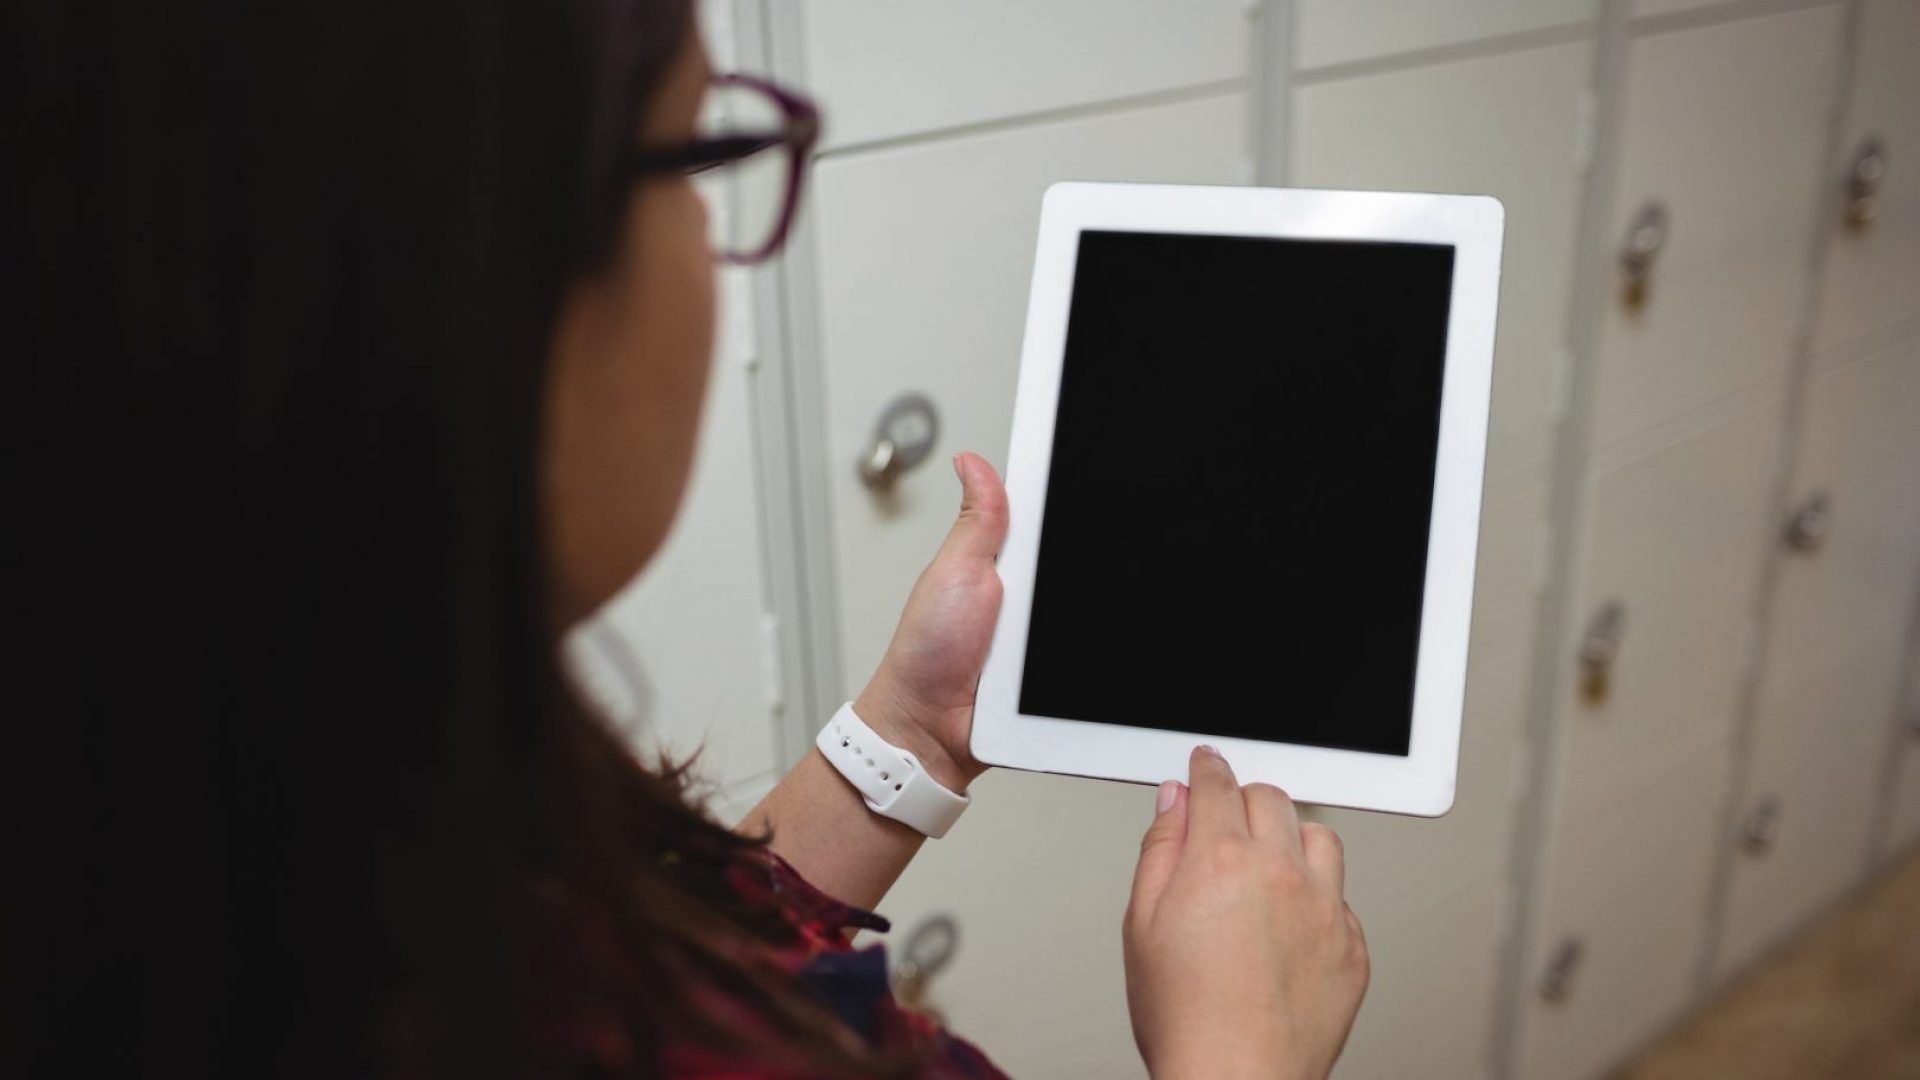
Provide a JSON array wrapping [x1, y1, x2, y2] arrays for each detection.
[[1783, 490, 1833, 553], [892, 913, 959, 1021], [1844, 136, 1888, 230], [1578, 601, 1627, 705], [1539, 937, 1586, 1004], [1740, 796, 1783, 856], [859, 392, 941, 493], [1619, 201, 1670, 312]]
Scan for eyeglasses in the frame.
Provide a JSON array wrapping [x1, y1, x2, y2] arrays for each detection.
[[626, 73, 821, 266]]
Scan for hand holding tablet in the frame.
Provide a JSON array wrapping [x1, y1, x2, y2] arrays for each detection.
[[970, 182, 1505, 816]]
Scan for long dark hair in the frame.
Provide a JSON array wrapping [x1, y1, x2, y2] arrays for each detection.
[[10, 2, 887, 1076]]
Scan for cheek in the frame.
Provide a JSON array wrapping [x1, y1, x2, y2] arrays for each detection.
[[540, 183, 719, 622], [684, 190, 717, 369], [653, 184, 717, 433], [617, 183, 716, 539]]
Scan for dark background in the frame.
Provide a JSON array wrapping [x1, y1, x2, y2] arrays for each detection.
[[1018, 229, 1456, 756]]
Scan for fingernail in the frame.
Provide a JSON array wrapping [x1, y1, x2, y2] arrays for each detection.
[[1156, 781, 1178, 814], [1197, 744, 1221, 758], [952, 453, 966, 482]]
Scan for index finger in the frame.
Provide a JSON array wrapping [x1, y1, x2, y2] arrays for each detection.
[[1184, 745, 1248, 839]]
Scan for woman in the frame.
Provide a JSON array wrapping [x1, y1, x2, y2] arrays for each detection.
[[11, 0, 1368, 1076]]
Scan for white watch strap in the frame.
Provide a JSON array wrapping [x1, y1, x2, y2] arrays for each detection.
[[816, 702, 970, 838]]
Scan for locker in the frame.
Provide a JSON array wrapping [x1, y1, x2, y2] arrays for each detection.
[[1713, 339, 1920, 970], [1316, 488, 1548, 1080], [1753, 337, 1920, 698], [1287, 45, 1589, 1077], [1294, 0, 1594, 72], [807, 95, 1248, 1077], [1289, 39, 1593, 489], [744, 3, 1920, 1078], [1812, 0, 1920, 357], [1309, 487, 1547, 923], [1710, 341, 1920, 966], [1516, 740, 1733, 1080], [1717, 337, 1920, 963], [1514, 402, 1780, 1079], [795, 0, 1248, 151], [1331, 848, 1510, 1080], [1589, 7, 1842, 451], [810, 94, 1249, 693], [1715, 638, 1907, 978], [1554, 405, 1780, 812]]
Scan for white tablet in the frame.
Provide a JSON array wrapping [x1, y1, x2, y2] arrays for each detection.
[[971, 182, 1504, 817]]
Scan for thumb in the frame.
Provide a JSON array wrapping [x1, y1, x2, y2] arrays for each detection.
[[936, 452, 1009, 563], [1129, 781, 1188, 921]]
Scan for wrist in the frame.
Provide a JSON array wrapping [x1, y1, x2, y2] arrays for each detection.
[[852, 681, 982, 793]]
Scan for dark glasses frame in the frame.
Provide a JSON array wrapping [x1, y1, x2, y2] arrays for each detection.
[[625, 73, 821, 265]]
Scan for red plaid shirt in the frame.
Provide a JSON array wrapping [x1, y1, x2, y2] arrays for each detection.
[[617, 850, 1010, 1079]]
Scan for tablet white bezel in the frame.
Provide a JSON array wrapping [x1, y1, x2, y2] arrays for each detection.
[[970, 181, 1504, 817]]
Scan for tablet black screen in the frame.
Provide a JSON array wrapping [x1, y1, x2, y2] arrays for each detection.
[[1017, 229, 1456, 756]]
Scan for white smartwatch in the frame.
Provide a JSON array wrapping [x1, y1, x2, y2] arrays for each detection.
[[815, 702, 970, 838]]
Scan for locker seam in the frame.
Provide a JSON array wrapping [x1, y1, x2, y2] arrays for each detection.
[[1877, 625, 1920, 859], [1692, 0, 1861, 994], [1582, 376, 1794, 478], [814, 78, 1251, 163], [1627, 0, 1845, 41], [1488, 2, 1633, 1074], [1805, 308, 1920, 376], [1251, 0, 1295, 185], [1292, 20, 1597, 88], [716, 0, 814, 766]]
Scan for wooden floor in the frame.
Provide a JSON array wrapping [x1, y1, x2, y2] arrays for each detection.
[[1613, 845, 1920, 1080]]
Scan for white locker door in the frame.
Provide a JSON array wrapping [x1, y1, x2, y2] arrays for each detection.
[[1813, 0, 1920, 357], [1294, 0, 1595, 73], [1714, 300, 1920, 978], [1519, 739, 1733, 1080], [1714, 640, 1901, 980], [1516, 403, 1780, 1080], [1759, 338, 1920, 697], [1589, 7, 1842, 452], [808, 97, 1248, 1079], [797, 0, 1249, 150], [1334, 846, 1512, 1080], [812, 96, 1249, 703], [1291, 39, 1592, 489], [1287, 41, 1589, 1079], [1325, 488, 1548, 1080], [1554, 409, 1781, 811], [1300, 486, 1546, 945]]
